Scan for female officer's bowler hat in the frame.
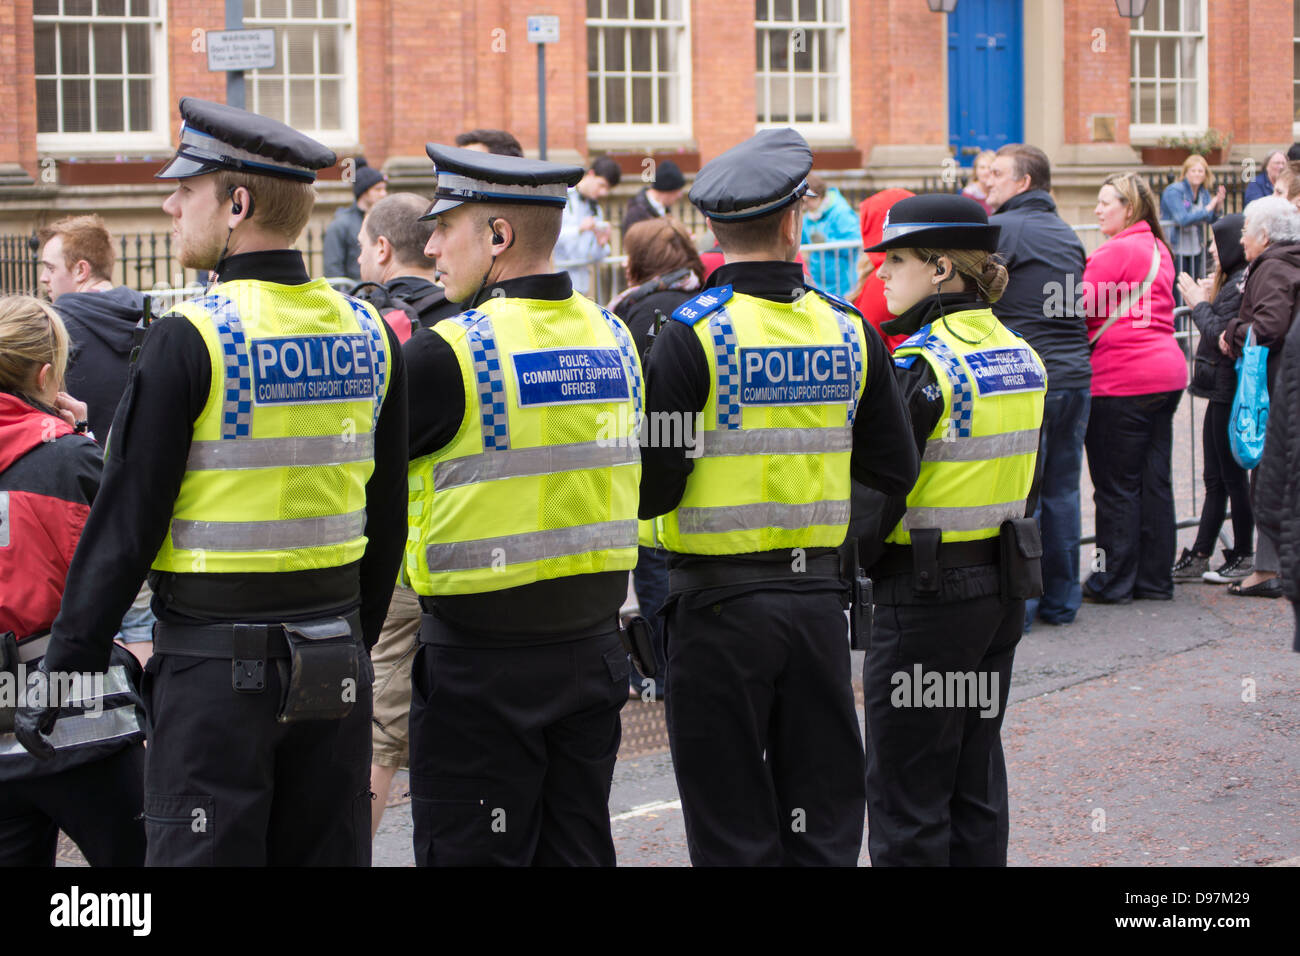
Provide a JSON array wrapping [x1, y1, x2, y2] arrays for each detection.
[[864, 193, 1000, 253]]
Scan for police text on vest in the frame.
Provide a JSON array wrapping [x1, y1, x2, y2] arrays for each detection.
[[738, 345, 853, 405], [252, 334, 375, 404]]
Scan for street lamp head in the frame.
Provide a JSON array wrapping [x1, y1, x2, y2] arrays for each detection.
[[1114, 0, 1150, 17], [927, 0, 958, 11]]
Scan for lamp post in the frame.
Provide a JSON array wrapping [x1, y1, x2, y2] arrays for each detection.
[[1114, 0, 1150, 16], [927, 0, 958, 11]]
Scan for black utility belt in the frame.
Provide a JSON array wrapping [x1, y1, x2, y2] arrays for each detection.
[[668, 553, 843, 595], [873, 521, 1043, 602], [873, 538, 1001, 578], [417, 611, 619, 648], [154, 610, 362, 723]]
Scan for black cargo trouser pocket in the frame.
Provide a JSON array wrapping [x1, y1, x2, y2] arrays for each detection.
[[143, 793, 215, 866]]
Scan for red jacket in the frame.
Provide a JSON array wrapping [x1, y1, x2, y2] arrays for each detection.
[[0, 392, 102, 640]]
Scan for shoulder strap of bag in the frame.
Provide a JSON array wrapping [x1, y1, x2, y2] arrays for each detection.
[[1090, 238, 1162, 346]]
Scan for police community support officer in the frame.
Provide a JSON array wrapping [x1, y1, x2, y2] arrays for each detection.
[[639, 128, 919, 865], [16, 97, 409, 866], [856, 193, 1047, 866], [403, 144, 642, 866]]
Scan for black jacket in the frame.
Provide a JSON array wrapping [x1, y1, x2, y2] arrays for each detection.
[[1226, 241, 1300, 392], [990, 190, 1091, 391], [43, 250, 409, 673], [1255, 312, 1300, 623], [324, 203, 364, 281], [1187, 267, 1246, 403], [612, 271, 695, 358], [56, 286, 144, 440], [620, 188, 664, 236], [349, 275, 461, 336]]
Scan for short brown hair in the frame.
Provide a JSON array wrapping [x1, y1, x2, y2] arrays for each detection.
[[995, 143, 1051, 192], [212, 169, 316, 241], [709, 204, 798, 255], [36, 215, 114, 281], [478, 202, 563, 258], [364, 192, 436, 267], [624, 217, 705, 286]]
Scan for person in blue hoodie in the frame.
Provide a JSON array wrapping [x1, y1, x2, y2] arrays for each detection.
[[1160, 154, 1225, 280], [800, 173, 861, 297]]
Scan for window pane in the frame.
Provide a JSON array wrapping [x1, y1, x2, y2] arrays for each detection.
[[769, 30, 788, 72], [632, 76, 652, 122], [293, 0, 317, 17], [1137, 82, 1155, 124], [1163, 0, 1179, 31], [290, 79, 315, 128], [94, 24, 123, 74], [319, 78, 340, 128], [1179, 36, 1197, 79], [37, 79, 60, 133], [587, 26, 599, 70], [630, 26, 651, 71], [63, 78, 92, 132], [756, 27, 767, 71], [608, 0, 628, 18], [604, 77, 625, 122], [1180, 80, 1197, 125], [793, 30, 812, 71], [33, 0, 59, 14], [61, 24, 91, 75], [126, 23, 150, 73], [130, 0, 151, 15], [770, 76, 789, 121], [319, 26, 339, 74], [818, 76, 834, 123], [794, 76, 814, 121], [1183, 0, 1200, 32], [262, 0, 287, 17], [35, 23, 56, 75], [657, 75, 671, 123], [1157, 37, 1177, 78], [605, 27, 625, 70], [257, 78, 286, 122], [798, 0, 816, 20], [587, 0, 602, 17], [588, 75, 601, 123], [128, 77, 150, 130], [657, 26, 675, 70], [772, 0, 792, 21], [757, 75, 769, 121], [66, 0, 93, 15], [1159, 81, 1175, 123], [96, 78, 124, 130], [288, 27, 316, 73], [100, 0, 126, 15], [634, 0, 654, 19], [320, 0, 340, 17]]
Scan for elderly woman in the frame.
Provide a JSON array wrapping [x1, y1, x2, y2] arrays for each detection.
[[1160, 154, 1225, 280], [1244, 150, 1288, 204], [1080, 173, 1187, 603], [1218, 196, 1300, 597]]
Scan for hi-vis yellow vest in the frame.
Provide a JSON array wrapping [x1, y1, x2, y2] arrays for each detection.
[[152, 280, 390, 574], [405, 293, 642, 596], [654, 284, 867, 555], [885, 307, 1046, 545]]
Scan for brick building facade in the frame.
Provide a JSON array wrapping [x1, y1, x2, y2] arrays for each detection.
[[1, 0, 1296, 243]]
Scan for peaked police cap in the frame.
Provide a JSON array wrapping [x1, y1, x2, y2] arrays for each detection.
[[420, 144, 585, 220]]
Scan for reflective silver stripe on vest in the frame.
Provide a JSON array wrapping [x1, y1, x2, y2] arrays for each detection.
[[0, 703, 142, 757], [171, 510, 366, 552], [676, 499, 850, 535], [921, 428, 1040, 463], [425, 519, 638, 573], [699, 426, 852, 459], [433, 441, 639, 492], [187, 433, 376, 470], [901, 501, 1026, 533]]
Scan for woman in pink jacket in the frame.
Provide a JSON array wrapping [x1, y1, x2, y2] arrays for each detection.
[[1081, 172, 1188, 603]]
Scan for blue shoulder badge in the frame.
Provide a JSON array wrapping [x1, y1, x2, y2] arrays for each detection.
[[893, 354, 918, 369], [896, 323, 933, 351], [671, 285, 733, 325], [806, 284, 864, 319]]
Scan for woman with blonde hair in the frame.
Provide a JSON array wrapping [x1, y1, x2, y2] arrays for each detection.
[[961, 150, 997, 215], [1082, 172, 1187, 603], [0, 294, 146, 866], [1160, 154, 1225, 280]]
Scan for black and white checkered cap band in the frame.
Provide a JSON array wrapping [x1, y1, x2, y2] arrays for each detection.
[[702, 178, 809, 222], [434, 172, 569, 206], [177, 124, 316, 181], [880, 221, 990, 242]]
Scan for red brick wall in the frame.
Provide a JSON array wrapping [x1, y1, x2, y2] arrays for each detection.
[[169, 0, 226, 144], [1212, 0, 1291, 147], [0, 0, 37, 176], [691, 0, 755, 162], [861, 0, 947, 148], [1063, 0, 1130, 145]]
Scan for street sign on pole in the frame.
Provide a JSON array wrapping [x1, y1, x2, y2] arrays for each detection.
[[206, 29, 276, 73], [527, 16, 558, 161], [224, 0, 246, 110]]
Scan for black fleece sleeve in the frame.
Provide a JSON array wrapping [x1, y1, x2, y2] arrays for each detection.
[[404, 326, 467, 460], [45, 315, 210, 673], [636, 318, 710, 519], [849, 321, 921, 493], [357, 321, 408, 649]]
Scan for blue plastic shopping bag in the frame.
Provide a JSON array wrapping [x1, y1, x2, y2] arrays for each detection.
[[1230, 326, 1270, 469]]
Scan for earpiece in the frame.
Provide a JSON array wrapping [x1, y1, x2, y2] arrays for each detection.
[[231, 200, 243, 215], [935, 265, 944, 276], [492, 231, 505, 245], [227, 185, 251, 218]]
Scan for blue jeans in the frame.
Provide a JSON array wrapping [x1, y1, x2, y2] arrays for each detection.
[[1026, 386, 1091, 627]]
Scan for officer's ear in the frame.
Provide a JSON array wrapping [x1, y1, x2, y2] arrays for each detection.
[[375, 234, 393, 267], [932, 255, 953, 285], [489, 216, 515, 257]]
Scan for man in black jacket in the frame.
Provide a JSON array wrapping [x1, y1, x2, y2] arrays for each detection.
[[988, 144, 1091, 629], [620, 160, 686, 237]]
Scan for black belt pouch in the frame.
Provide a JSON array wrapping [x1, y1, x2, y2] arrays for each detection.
[[999, 518, 1044, 601], [277, 617, 358, 723], [0, 632, 18, 734]]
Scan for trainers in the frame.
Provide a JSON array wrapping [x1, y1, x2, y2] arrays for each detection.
[[1203, 549, 1253, 584], [1171, 547, 1210, 582]]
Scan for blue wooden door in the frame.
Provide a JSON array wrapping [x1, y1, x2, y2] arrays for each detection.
[[947, 0, 1023, 167]]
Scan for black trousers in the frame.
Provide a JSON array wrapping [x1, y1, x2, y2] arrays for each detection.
[[665, 586, 865, 866], [1192, 399, 1255, 557], [863, 577, 1022, 866], [0, 745, 147, 866], [1084, 390, 1183, 600], [408, 629, 628, 866], [140, 649, 373, 866]]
